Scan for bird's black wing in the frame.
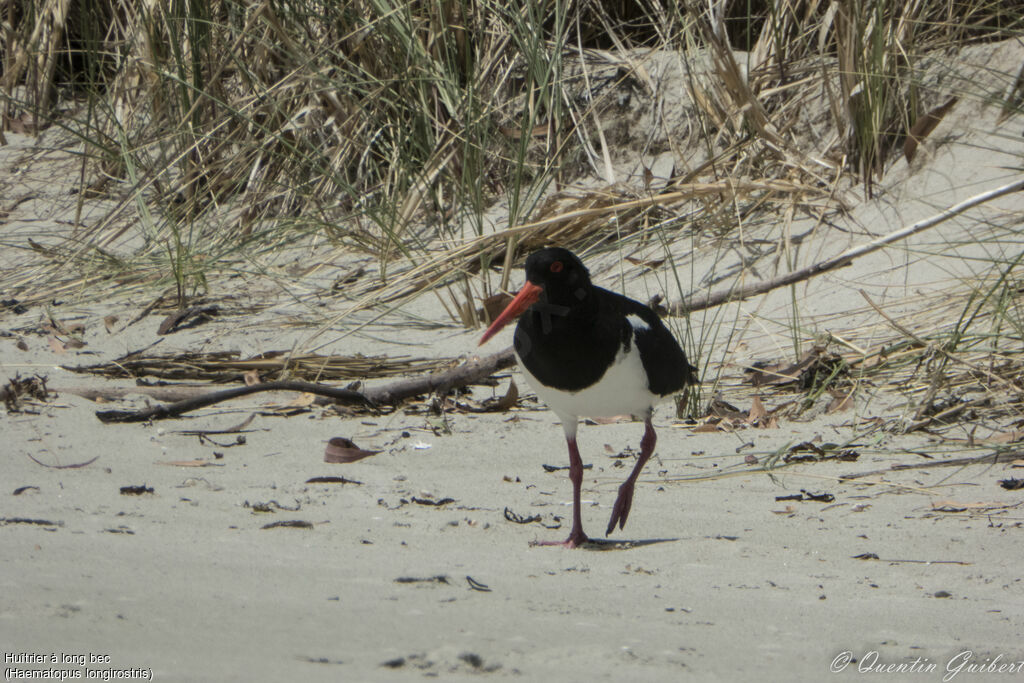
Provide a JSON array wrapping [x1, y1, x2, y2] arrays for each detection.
[[603, 288, 698, 396]]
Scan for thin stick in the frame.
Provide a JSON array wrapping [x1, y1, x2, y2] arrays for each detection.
[[840, 448, 1021, 480], [669, 177, 1024, 315]]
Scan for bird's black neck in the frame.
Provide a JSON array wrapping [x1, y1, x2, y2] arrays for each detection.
[[514, 285, 626, 392]]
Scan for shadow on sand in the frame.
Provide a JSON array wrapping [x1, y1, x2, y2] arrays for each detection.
[[530, 537, 681, 551]]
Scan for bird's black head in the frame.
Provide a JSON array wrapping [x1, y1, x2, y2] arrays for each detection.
[[478, 247, 594, 346], [523, 248, 592, 305]]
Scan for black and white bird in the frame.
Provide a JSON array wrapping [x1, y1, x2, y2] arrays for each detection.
[[480, 247, 697, 547]]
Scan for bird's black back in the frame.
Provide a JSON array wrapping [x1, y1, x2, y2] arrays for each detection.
[[513, 252, 697, 397]]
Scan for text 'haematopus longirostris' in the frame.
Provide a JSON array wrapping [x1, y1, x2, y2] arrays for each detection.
[[480, 247, 697, 547]]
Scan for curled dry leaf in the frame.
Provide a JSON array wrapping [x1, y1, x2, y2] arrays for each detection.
[[103, 315, 119, 333], [488, 379, 518, 412], [47, 335, 66, 354], [481, 293, 513, 325], [747, 395, 767, 423], [904, 96, 958, 163], [324, 437, 381, 463], [625, 256, 665, 270]]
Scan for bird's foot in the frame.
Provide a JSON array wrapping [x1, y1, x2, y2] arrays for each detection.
[[530, 529, 589, 549], [606, 481, 636, 536]]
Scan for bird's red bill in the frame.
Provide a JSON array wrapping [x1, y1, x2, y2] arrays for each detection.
[[479, 281, 543, 345]]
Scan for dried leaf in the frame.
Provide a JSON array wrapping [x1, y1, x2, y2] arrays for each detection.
[[47, 335, 66, 354], [490, 379, 518, 412], [481, 293, 512, 325], [746, 347, 828, 387], [706, 396, 746, 419], [904, 96, 958, 163], [324, 437, 381, 463], [625, 256, 665, 270], [748, 395, 767, 423], [103, 315, 119, 333], [157, 305, 219, 335], [284, 392, 316, 407], [827, 390, 854, 413], [986, 430, 1024, 444]]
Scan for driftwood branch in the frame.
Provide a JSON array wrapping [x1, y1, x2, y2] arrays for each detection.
[[91, 347, 517, 423], [671, 177, 1024, 315], [840, 448, 1021, 480], [95, 381, 373, 423], [363, 347, 516, 404]]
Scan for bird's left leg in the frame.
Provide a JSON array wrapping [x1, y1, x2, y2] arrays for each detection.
[[606, 414, 656, 535]]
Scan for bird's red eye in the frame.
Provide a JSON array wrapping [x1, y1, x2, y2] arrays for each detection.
[[550, 261, 563, 273]]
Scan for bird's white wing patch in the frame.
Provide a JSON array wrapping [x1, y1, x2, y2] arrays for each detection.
[[626, 314, 650, 332]]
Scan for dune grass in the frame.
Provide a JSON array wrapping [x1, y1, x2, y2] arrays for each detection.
[[1, 0, 1023, 428]]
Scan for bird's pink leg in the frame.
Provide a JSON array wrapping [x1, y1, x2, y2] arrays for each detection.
[[606, 417, 656, 536], [533, 435, 589, 548]]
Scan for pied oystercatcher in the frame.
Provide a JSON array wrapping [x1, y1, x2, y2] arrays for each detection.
[[480, 247, 697, 547]]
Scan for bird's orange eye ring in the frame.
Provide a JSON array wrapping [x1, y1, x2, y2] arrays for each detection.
[[550, 261, 563, 273]]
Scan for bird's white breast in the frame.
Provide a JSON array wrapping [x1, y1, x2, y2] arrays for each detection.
[[516, 326, 662, 420]]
